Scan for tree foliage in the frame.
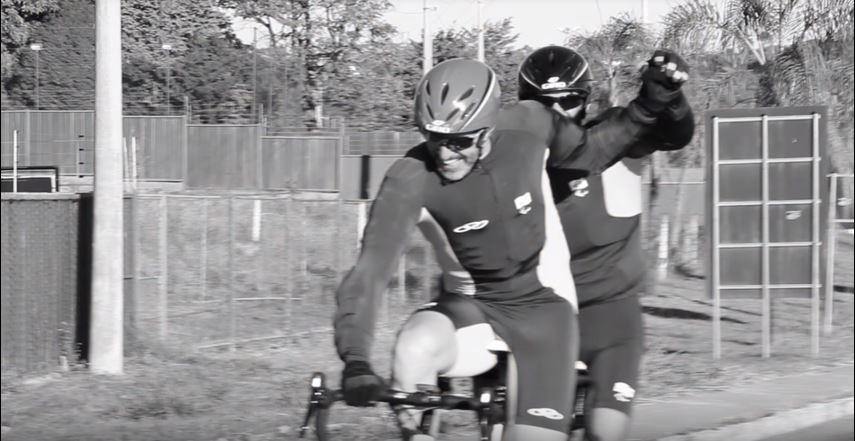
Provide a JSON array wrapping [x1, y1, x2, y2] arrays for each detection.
[[0, 0, 850, 169], [225, 0, 396, 125], [663, 0, 854, 172], [565, 13, 654, 110], [2, 0, 92, 108], [0, 0, 59, 82]]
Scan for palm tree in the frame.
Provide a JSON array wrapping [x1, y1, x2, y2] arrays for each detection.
[[566, 13, 655, 109], [663, 0, 854, 174]]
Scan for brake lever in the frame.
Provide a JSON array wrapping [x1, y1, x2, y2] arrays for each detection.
[[299, 372, 335, 439]]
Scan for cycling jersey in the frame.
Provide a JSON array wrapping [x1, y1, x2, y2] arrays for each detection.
[[551, 95, 695, 306], [334, 98, 662, 364]]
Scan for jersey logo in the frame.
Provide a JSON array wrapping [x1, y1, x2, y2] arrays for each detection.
[[526, 408, 565, 420], [569, 178, 589, 197], [514, 192, 532, 214], [453, 220, 489, 233], [612, 382, 636, 402]]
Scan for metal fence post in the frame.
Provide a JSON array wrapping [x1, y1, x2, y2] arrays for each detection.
[[132, 194, 141, 347], [158, 195, 168, 341], [285, 195, 294, 339], [253, 198, 265, 296], [334, 198, 343, 304], [228, 196, 236, 352], [25, 109, 31, 166], [810, 113, 821, 357], [200, 198, 208, 300], [823, 174, 838, 336], [657, 216, 669, 281]]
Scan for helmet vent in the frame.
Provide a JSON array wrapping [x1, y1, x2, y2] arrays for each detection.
[[458, 87, 475, 101], [441, 83, 450, 104], [446, 108, 460, 121], [462, 102, 476, 119]]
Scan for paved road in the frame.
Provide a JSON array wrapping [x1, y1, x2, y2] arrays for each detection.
[[755, 415, 854, 441]]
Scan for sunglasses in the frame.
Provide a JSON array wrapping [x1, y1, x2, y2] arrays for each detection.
[[534, 94, 586, 111], [426, 131, 483, 152]]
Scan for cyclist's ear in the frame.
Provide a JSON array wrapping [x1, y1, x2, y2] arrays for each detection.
[[477, 128, 494, 147]]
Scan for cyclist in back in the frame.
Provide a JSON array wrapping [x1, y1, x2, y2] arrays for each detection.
[[517, 46, 695, 441], [333, 57, 684, 441]]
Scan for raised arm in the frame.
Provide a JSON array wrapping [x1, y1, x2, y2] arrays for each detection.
[[545, 99, 661, 172], [522, 49, 693, 172], [333, 158, 423, 364], [635, 94, 695, 157]]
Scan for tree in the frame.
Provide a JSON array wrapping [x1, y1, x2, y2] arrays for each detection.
[[1, 0, 59, 81], [663, 0, 854, 173], [224, 0, 396, 125], [1, 0, 60, 106], [565, 13, 654, 110], [177, 33, 254, 123], [415, 18, 529, 106], [476, 18, 530, 106], [122, 0, 238, 114], [322, 41, 413, 130], [12, 0, 96, 109]]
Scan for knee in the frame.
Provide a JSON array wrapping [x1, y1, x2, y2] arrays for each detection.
[[395, 329, 441, 362], [394, 313, 456, 369], [585, 408, 631, 441]]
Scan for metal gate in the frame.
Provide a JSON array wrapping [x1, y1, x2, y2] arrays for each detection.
[[707, 106, 828, 358]]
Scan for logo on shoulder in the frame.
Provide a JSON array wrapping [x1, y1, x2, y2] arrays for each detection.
[[612, 382, 636, 402], [526, 408, 564, 420], [514, 192, 533, 214], [453, 220, 489, 233]]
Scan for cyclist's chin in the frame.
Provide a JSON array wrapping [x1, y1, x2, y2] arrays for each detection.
[[438, 162, 475, 181]]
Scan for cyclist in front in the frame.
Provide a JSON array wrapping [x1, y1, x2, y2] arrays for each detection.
[[333, 57, 683, 441], [517, 46, 695, 441]]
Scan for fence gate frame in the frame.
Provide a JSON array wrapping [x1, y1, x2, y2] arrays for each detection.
[[706, 106, 829, 359]]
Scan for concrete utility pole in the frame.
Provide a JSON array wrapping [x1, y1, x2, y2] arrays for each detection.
[[90, 0, 124, 375], [423, 0, 433, 76], [476, 0, 485, 62]]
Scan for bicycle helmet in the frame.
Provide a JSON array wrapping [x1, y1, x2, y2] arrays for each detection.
[[518, 46, 593, 103], [414, 58, 501, 135]]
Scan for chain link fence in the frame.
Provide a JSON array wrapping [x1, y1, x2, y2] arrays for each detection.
[[2, 183, 850, 371], [126, 192, 440, 353]]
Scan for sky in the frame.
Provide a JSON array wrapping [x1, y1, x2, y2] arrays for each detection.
[[233, 0, 680, 49], [384, 0, 677, 48]]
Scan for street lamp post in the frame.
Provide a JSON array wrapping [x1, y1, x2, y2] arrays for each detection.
[[30, 43, 43, 109], [162, 43, 172, 114]]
